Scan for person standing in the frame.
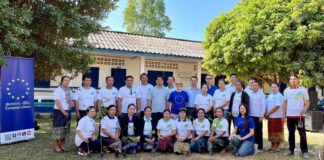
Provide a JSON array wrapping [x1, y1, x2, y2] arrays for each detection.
[[117, 76, 141, 118], [205, 74, 218, 96], [53, 76, 73, 153], [248, 81, 266, 152], [73, 75, 98, 121], [244, 77, 257, 94], [185, 76, 201, 119], [168, 80, 189, 119], [167, 76, 176, 98], [226, 73, 237, 94], [97, 76, 118, 119], [283, 75, 309, 159], [212, 79, 231, 121], [148, 76, 168, 128], [265, 83, 284, 153], [136, 73, 153, 117]]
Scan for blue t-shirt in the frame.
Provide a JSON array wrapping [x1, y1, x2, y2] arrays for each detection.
[[207, 85, 218, 96], [234, 116, 255, 142], [168, 90, 189, 114]]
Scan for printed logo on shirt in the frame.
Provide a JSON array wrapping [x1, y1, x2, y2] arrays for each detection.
[[112, 92, 115, 95], [184, 123, 188, 128], [208, 98, 211, 102], [295, 91, 302, 99], [167, 124, 171, 128], [222, 93, 226, 97], [91, 92, 94, 95]]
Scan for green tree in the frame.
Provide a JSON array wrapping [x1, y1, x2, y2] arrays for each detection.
[[123, 0, 171, 37], [203, 0, 324, 87], [0, 0, 118, 80]]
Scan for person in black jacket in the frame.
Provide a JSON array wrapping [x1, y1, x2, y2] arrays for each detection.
[[137, 107, 157, 152], [120, 104, 140, 155], [228, 81, 250, 133]]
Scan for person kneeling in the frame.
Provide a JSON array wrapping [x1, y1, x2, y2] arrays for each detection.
[[157, 109, 176, 153], [100, 105, 122, 157], [229, 104, 255, 157], [75, 106, 100, 156], [174, 108, 193, 155], [208, 107, 230, 155], [138, 107, 157, 152], [191, 108, 210, 153]]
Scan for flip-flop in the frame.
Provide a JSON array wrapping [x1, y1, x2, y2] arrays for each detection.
[[54, 149, 63, 153]]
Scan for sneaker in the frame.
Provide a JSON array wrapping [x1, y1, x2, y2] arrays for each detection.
[[303, 153, 309, 160], [209, 150, 213, 156], [283, 151, 294, 156], [254, 144, 259, 154], [78, 150, 87, 156]]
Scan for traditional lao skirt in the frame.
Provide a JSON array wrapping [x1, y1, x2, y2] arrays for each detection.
[[268, 118, 284, 143]]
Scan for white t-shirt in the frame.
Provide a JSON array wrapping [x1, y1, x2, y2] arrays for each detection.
[[117, 86, 141, 113], [97, 86, 118, 107], [100, 115, 120, 137], [211, 118, 229, 137], [195, 94, 213, 111], [73, 86, 98, 110], [248, 89, 266, 117], [266, 92, 284, 118], [284, 86, 309, 117], [75, 116, 96, 146], [193, 118, 210, 136], [175, 119, 193, 139], [135, 83, 153, 111], [53, 86, 71, 110], [157, 119, 176, 136], [212, 89, 231, 109], [226, 83, 236, 94], [231, 92, 242, 117], [143, 117, 153, 136]]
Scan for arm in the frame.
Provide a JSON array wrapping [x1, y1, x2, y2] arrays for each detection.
[[239, 129, 254, 141], [259, 94, 267, 122], [282, 99, 287, 120], [101, 128, 115, 138], [117, 97, 122, 116], [265, 106, 280, 118], [76, 130, 89, 143], [55, 100, 69, 118], [136, 98, 141, 114], [229, 126, 238, 140], [168, 102, 172, 111]]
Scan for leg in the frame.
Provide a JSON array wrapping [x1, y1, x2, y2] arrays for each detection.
[[199, 137, 208, 151], [297, 118, 308, 153], [190, 140, 200, 152], [287, 118, 296, 153], [207, 140, 214, 152], [230, 136, 241, 154], [237, 140, 255, 156]]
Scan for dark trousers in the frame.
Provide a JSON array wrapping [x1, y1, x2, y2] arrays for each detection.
[[77, 110, 87, 122], [251, 116, 263, 150], [287, 118, 308, 153], [79, 138, 101, 152], [152, 112, 163, 128]]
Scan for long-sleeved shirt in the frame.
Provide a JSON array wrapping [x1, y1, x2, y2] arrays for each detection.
[[248, 89, 266, 117]]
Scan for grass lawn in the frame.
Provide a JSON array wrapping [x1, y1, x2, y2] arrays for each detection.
[[0, 117, 323, 160]]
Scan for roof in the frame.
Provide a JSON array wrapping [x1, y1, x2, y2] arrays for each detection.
[[87, 30, 204, 58]]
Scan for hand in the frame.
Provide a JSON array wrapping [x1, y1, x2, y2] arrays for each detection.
[[137, 111, 141, 117], [282, 115, 287, 122], [228, 135, 232, 141], [92, 135, 97, 141], [209, 137, 215, 142], [300, 108, 307, 116], [83, 138, 89, 143], [118, 111, 122, 117], [76, 112, 80, 119], [158, 135, 163, 140], [259, 116, 264, 123], [177, 137, 184, 142], [264, 112, 270, 118], [62, 111, 69, 118], [237, 136, 243, 141], [194, 137, 199, 141]]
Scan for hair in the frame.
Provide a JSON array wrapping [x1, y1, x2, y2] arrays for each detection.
[[140, 73, 148, 78], [230, 73, 237, 77], [238, 103, 250, 130], [60, 76, 70, 83], [106, 76, 114, 81], [290, 74, 299, 79], [215, 107, 224, 113], [218, 79, 226, 84], [144, 107, 152, 112], [125, 75, 134, 80], [127, 103, 135, 109], [86, 106, 96, 113], [248, 77, 257, 82], [168, 76, 175, 81], [252, 81, 261, 86], [156, 76, 163, 80], [197, 108, 206, 114], [201, 83, 208, 89], [190, 76, 198, 81], [206, 74, 213, 79], [163, 109, 171, 114], [271, 82, 280, 87], [82, 75, 91, 81], [235, 81, 244, 87]]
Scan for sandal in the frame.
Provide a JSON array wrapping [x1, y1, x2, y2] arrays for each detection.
[[54, 148, 63, 153]]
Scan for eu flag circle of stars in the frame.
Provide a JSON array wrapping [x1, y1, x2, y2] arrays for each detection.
[[6, 78, 30, 100]]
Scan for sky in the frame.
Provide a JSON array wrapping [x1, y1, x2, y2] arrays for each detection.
[[102, 0, 240, 41]]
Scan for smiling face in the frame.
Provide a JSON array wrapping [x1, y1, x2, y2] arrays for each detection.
[[205, 75, 213, 85], [179, 110, 186, 119], [125, 77, 133, 87], [215, 108, 223, 118], [175, 81, 183, 90], [218, 80, 226, 90], [144, 108, 152, 117], [230, 75, 237, 83], [271, 83, 279, 93], [201, 84, 208, 94], [289, 76, 299, 87], [128, 105, 135, 116], [61, 77, 70, 88], [163, 111, 171, 120], [108, 106, 116, 117], [106, 77, 114, 87], [235, 81, 243, 92], [252, 82, 259, 92], [190, 77, 198, 87], [140, 74, 148, 84], [87, 108, 97, 118], [197, 110, 205, 119], [239, 105, 247, 116], [83, 78, 92, 88]]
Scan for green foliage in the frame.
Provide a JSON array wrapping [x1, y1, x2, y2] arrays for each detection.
[[0, 0, 118, 80], [123, 0, 171, 37], [203, 0, 324, 87]]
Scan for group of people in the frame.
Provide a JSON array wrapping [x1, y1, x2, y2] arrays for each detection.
[[52, 73, 310, 159]]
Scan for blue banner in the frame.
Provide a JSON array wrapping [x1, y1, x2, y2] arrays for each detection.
[[0, 56, 35, 144]]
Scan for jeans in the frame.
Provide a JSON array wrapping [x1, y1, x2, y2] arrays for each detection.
[[207, 137, 229, 152], [231, 136, 254, 157], [190, 136, 208, 152], [287, 118, 308, 153], [251, 116, 263, 150]]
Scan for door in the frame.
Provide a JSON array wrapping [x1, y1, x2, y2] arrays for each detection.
[[147, 70, 173, 86], [111, 68, 126, 89]]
